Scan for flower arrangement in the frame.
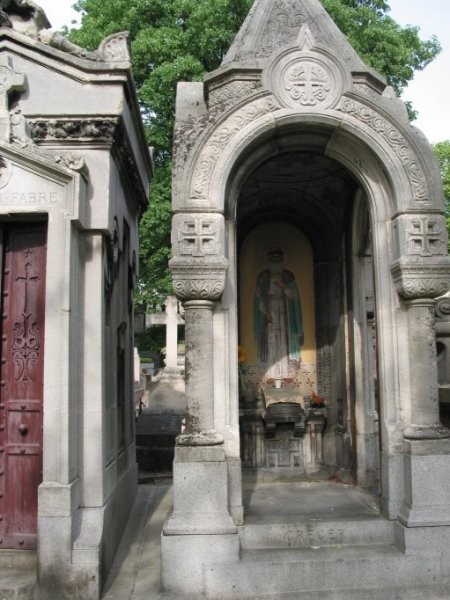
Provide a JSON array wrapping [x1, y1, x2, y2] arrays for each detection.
[[238, 346, 247, 395], [238, 345, 246, 365], [310, 390, 326, 408]]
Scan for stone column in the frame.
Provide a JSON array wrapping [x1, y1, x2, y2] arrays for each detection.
[[392, 250, 450, 528], [162, 213, 238, 595], [392, 257, 450, 439], [164, 296, 179, 370]]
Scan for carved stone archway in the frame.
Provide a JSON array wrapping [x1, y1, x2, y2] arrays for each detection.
[[163, 1, 450, 595]]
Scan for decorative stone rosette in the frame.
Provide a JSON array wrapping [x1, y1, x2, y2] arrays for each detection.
[[391, 257, 450, 300]]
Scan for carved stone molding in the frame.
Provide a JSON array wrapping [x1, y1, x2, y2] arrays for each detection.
[[391, 257, 450, 300], [337, 98, 429, 203], [30, 118, 119, 143], [208, 80, 261, 109], [190, 95, 280, 200], [30, 117, 147, 211], [170, 256, 228, 302]]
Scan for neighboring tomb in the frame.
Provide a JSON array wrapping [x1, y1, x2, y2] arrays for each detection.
[[0, 2, 152, 598]]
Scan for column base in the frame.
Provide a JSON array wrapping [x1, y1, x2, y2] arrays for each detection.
[[176, 430, 224, 446], [163, 445, 237, 535], [404, 424, 450, 440], [398, 439, 450, 526]]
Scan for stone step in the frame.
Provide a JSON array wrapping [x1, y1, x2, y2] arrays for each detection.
[[239, 517, 395, 549], [0, 551, 37, 599], [203, 544, 440, 598], [0, 549, 37, 570], [0, 571, 36, 599], [214, 585, 450, 600]]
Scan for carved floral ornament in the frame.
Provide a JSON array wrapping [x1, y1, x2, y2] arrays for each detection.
[[170, 256, 229, 302], [189, 95, 280, 201], [337, 98, 429, 203], [391, 257, 450, 300]]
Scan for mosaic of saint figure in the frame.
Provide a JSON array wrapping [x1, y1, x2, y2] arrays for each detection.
[[253, 247, 303, 380]]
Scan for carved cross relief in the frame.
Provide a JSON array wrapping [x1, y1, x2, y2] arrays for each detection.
[[0, 55, 26, 142], [407, 217, 445, 257], [285, 61, 331, 106], [178, 216, 220, 257]]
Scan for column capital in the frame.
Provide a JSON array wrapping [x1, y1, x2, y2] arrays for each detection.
[[170, 255, 228, 301], [391, 256, 450, 300], [170, 211, 228, 301]]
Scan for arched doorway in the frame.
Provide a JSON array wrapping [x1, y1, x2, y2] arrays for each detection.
[[234, 142, 380, 493]]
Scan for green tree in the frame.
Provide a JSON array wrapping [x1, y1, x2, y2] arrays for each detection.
[[433, 141, 450, 251], [69, 0, 441, 307]]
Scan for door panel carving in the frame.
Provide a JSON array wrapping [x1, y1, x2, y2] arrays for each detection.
[[0, 223, 46, 550]]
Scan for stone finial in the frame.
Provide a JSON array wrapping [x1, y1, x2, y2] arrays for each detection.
[[98, 32, 131, 64], [0, 0, 51, 38]]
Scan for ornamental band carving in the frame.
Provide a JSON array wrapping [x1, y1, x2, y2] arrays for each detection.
[[338, 99, 429, 203], [391, 259, 450, 300], [170, 255, 228, 302], [190, 95, 279, 200]]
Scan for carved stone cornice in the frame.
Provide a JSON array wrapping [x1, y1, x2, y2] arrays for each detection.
[[391, 257, 450, 300], [169, 256, 228, 302], [29, 117, 148, 212], [30, 118, 119, 143]]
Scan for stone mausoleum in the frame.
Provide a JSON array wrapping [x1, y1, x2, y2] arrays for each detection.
[[163, 0, 450, 596], [0, 2, 152, 598]]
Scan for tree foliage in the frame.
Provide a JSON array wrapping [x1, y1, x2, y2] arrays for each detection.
[[433, 141, 450, 251], [69, 0, 441, 308]]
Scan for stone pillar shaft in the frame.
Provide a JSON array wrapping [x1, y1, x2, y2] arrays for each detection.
[[406, 299, 439, 428], [403, 298, 449, 439], [165, 296, 179, 369], [183, 299, 215, 434]]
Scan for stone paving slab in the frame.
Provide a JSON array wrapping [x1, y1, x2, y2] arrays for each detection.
[[243, 480, 379, 523]]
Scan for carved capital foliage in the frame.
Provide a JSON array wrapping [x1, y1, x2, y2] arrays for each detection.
[[391, 257, 450, 300], [170, 256, 228, 302]]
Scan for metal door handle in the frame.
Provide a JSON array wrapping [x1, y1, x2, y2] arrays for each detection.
[[18, 424, 28, 435]]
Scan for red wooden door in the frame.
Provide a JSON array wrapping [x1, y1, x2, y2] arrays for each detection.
[[0, 223, 46, 550]]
